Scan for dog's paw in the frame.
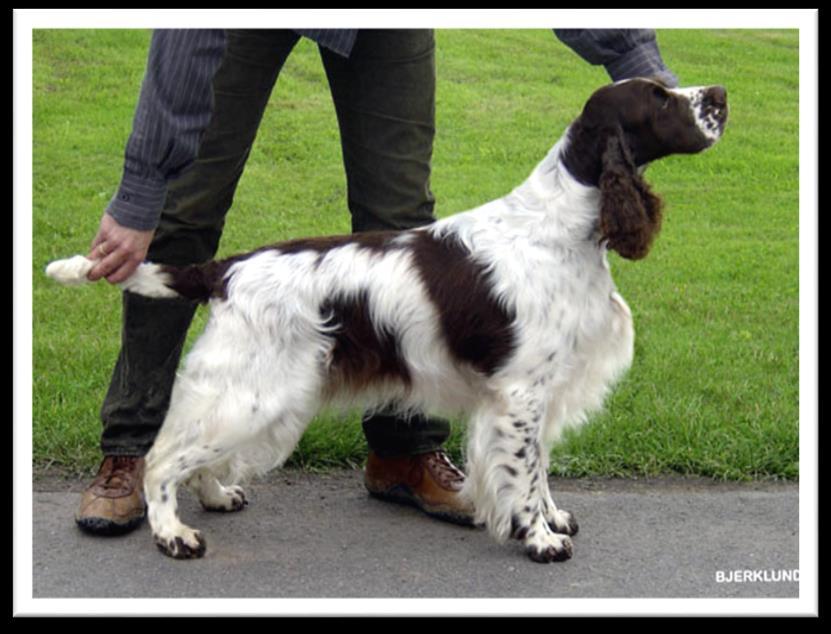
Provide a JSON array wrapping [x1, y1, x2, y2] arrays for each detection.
[[524, 532, 573, 564], [200, 485, 248, 513], [153, 527, 207, 559], [547, 508, 579, 536]]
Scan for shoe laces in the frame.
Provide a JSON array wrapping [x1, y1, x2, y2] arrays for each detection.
[[99, 456, 139, 489], [424, 451, 466, 487]]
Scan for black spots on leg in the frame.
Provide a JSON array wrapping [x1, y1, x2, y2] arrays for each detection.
[[511, 514, 535, 541], [500, 464, 519, 478], [512, 519, 530, 541]]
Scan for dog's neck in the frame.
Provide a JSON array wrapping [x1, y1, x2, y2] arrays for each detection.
[[502, 127, 603, 247]]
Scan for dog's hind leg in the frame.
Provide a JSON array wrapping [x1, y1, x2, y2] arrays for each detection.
[[144, 322, 327, 559], [142, 289, 333, 559], [144, 444, 212, 559], [186, 469, 248, 513], [145, 380, 323, 559], [143, 389, 238, 559], [144, 396, 316, 559]]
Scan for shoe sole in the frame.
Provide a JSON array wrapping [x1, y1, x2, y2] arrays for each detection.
[[367, 484, 476, 528], [75, 512, 146, 536]]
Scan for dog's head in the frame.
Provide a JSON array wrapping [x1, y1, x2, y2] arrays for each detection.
[[562, 78, 728, 259]]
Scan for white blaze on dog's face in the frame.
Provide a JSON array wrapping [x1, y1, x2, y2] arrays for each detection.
[[669, 84, 729, 145]]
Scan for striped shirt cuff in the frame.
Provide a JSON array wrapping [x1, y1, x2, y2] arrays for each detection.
[[106, 172, 167, 231]]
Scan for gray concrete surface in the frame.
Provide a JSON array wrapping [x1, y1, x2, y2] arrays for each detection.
[[32, 470, 798, 603]]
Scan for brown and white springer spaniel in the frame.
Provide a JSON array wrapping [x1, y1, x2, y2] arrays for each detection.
[[48, 78, 728, 563]]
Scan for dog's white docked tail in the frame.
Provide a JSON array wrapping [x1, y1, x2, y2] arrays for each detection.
[[45, 255, 180, 299]]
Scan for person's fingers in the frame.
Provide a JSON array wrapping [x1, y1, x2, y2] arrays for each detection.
[[105, 256, 143, 284], [88, 222, 111, 258], [85, 214, 154, 283], [87, 245, 141, 283], [86, 248, 120, 281], [89, 235, 104, 257], [86, 241, 109, 262]]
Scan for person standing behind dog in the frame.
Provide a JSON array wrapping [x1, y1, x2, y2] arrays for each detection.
[[75, 28, 678, 536]]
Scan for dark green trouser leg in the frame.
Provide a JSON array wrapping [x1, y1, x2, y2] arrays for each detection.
[[321, 30, 450, 455], [100, 293, 198, 456], [100, 30, 299, 455]]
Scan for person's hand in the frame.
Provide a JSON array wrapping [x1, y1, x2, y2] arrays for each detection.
[[87, 213, 155, 284]]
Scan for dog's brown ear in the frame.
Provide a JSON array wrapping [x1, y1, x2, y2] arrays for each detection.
[[598, 128, 663, 260]]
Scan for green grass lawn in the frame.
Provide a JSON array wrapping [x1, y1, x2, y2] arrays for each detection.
[[31, 29, 799, 479]]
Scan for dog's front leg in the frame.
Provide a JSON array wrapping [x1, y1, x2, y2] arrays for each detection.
[[539, 474, 579, 537], [537, 431, 579, 536], [464, 386, 574, 563]]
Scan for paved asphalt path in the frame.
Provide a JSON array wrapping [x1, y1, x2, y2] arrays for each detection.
[[30, 469, 799, 609]]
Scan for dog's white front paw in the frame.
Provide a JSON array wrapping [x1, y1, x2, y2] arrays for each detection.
[[547, 507, 579, 536], [153, 523, 207, 559], [523, 529, 573, 563]]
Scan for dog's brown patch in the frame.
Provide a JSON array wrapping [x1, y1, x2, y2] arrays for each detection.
[[276, 231, 402, 258], [164, 228, 517, 380], [411, 231, 516, 376], [320, 290, 411, 394]]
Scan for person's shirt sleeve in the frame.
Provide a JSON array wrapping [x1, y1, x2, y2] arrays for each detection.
[[107, 29, 227, 231], [553, 29, 679, 87]]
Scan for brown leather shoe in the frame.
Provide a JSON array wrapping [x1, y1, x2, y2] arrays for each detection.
[[75, 456, 146, 536], [364, 450, 475, 526]]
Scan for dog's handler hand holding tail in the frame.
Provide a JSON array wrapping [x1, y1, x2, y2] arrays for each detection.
[[86, 214, 154, 284]]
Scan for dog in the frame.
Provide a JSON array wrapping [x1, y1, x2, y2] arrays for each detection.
[[47, 78, 727, 563]]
